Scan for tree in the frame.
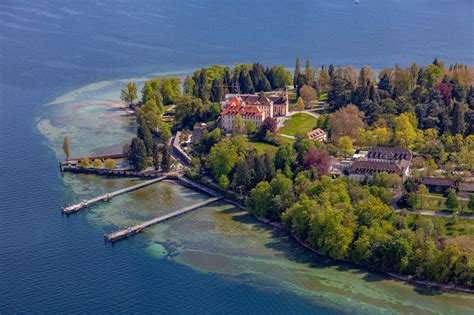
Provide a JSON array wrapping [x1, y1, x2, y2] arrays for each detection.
[[258, 117, 278, 140], [156, 78, 181, 105], [468, 194, 474, 211], [62, 136, 70, 160], [105, 158, 116, 170], [160, 143, 172, 172], [338, 136, 354, 157], [120, 81, 138, 107], [195, 69, 209, 101], [274, 144, 294, 171], [270, 173, 295, 218], [207, 138, 239, 178], [394, 113, 417, 148], [294, 58, 301, 88], [318, 66, 331, 93], [130, 137, 148, 171], [137, 123, 153, 156], [152, 142, 161, 170], [137, 98, 161, 130], [302, 147, 330, 175], [232, 159, 252, 192], [329, 104, 365, 141], [210, 78, 225, 102], [299, 85, 318, 108], [417, 184, 429, 210], [247, 181, 273, 217], [174, 96, 204, 129], [295, 97, 305, 111], [93, 159, 102, 168], [245, 120, 257, 135], [446, 190, 460, 210], [232, 113, 246, 135], [268, 66, 292, 89], [423, 64, 443, 88], [218, 175, 229, 190], [183, 76, 195, 96], [305, 59, 313, 85], [451, 102, 467, 135]]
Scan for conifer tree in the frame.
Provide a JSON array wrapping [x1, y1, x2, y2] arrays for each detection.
[[294, 58, 301, 88]]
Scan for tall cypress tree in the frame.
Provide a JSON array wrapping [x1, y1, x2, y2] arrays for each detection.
[[210, 78, 225, 102], [137, 123, 153, 156], [130, 137, 148, 171], [152, 142, 161, 170], [294, 58, 301, 88], [305, 59, 313, 85], [196, 69, 209, 101], [160, 143, 172, 172]]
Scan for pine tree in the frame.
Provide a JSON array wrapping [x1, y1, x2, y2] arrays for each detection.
[[152, 142, 161, 170], [196, 69, 209, 101], [450, 102, 467, 135], [160, 143, 172, 172], [210, 78, 225, 102], [130, 137, 148, 171], [137, 123, 153, 156], [328, 64, 335, 78]]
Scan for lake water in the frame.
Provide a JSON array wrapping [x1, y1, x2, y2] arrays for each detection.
[[1, 0, 473, 313]]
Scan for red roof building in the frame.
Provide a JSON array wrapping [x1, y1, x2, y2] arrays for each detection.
[[307, 128, 327, 142]]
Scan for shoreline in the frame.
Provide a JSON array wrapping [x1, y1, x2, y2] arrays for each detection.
[[191, 176, 474, 295]]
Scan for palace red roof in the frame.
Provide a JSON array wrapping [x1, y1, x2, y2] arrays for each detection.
[[221, 104, 263, 117]]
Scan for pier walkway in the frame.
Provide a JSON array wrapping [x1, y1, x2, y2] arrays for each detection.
[[105, 196, 222, 242], [62, 175, 167, 214]]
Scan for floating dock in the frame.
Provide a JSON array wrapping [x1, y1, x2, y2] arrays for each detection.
[[104, 196, 222, 242], [62, 175, 167, 214]]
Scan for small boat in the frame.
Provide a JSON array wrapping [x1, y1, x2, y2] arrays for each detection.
[[354, 0, 360, 4]]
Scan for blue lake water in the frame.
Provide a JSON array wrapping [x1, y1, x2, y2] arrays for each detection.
[[1, 0, 473, 313]]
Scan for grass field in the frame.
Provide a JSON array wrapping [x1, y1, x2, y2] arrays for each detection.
[[278, 113, 318, 136], [250, 141, 278, 155]]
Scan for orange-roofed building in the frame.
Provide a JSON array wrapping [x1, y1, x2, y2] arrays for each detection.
[[220, 104, 265, 132], [307, 128, 327, 142]]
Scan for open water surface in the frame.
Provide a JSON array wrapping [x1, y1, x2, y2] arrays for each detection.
[[1, 0, 473, 313]]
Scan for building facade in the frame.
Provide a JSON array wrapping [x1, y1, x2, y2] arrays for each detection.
[[220, 104, 265, 132], [347, 147, 412, 180]]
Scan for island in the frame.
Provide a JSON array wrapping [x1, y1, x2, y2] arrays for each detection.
[[60, 58, 474, 292]]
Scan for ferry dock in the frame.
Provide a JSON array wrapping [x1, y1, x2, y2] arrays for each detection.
[[62, 175, 168, 214], [104, 196, 222, 242]]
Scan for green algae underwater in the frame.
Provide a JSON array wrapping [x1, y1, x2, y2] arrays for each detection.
[[37, 78, 474, 314]]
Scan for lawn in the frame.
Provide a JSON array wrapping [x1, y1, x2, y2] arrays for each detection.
[[250, 141, 278, 155], [278, 113, 318, 136]]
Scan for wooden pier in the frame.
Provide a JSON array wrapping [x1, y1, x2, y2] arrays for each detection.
[[62, 175, 168, 214], [104, 196, 222, 242]]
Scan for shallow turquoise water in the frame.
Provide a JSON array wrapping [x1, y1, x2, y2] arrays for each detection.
[[1, 0, 473, 313]]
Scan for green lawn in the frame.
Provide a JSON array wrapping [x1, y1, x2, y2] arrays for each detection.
[[278, 136, 295, 145], [278, 113, 318, 136], [250, 141, 278, 155]]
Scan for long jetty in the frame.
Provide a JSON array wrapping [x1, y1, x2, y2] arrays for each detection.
[[62, 175, 167, 214], [104, 196, 222, 242]]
